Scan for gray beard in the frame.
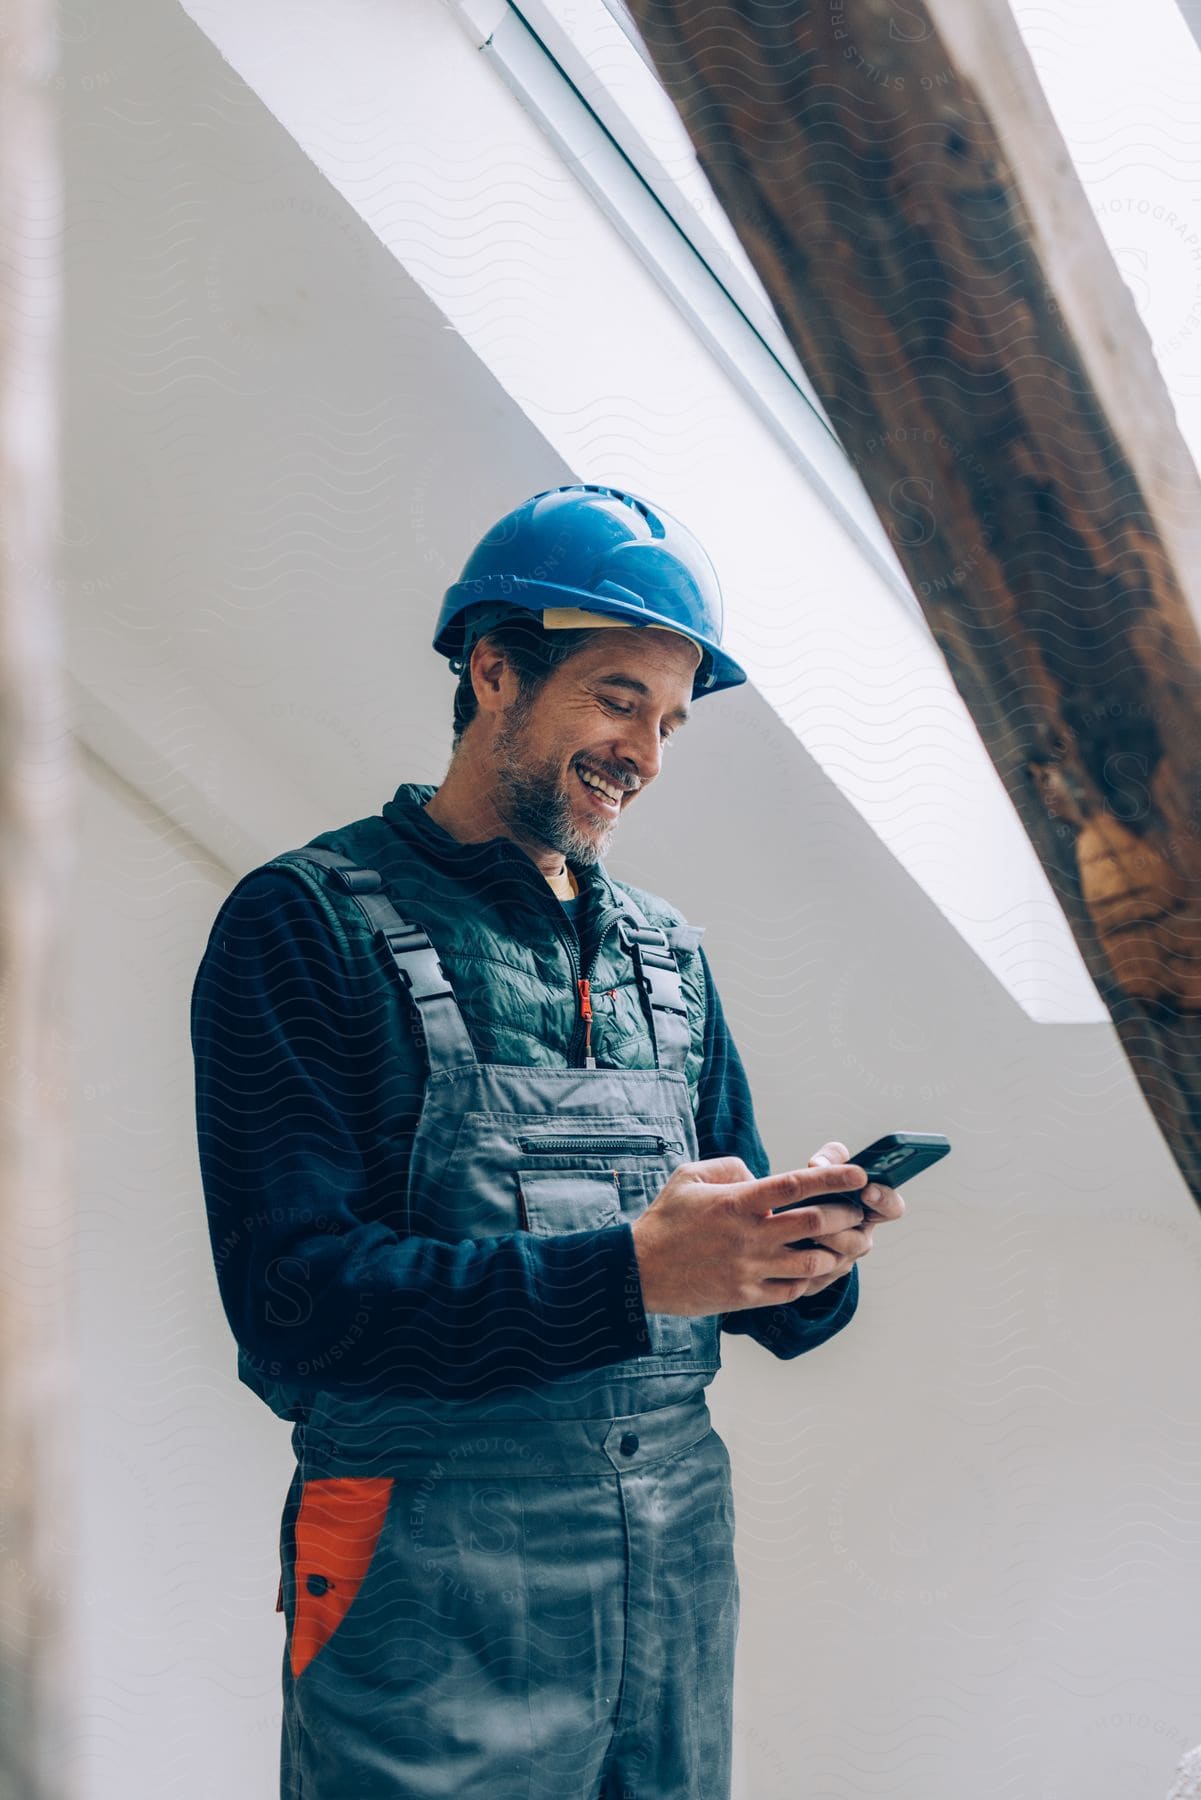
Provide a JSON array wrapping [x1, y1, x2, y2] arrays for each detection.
[[493, 714, 616, 870]]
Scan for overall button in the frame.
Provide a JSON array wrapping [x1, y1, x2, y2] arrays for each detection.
[[306, 1573, 330, 1597], [619, 1432, 640, 1457]]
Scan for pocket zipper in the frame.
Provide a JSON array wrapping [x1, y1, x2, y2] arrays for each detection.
[[517, 1133, 678, 1156]]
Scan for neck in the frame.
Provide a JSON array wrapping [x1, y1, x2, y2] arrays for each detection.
[[424, 755, 571, 884]]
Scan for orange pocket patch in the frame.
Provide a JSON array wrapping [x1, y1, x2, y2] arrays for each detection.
[[289, 1476, 394, 1680]]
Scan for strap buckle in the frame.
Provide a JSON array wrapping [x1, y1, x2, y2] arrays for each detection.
[[376, 929, 450, 1005], [618, 920, 688, 1016], [381, 925, 433, 958], [331, 865, 384, 895], [617, 920, 672, 962]]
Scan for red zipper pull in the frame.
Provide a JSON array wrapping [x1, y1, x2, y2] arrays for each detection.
[[577, 978, 596, 1069]]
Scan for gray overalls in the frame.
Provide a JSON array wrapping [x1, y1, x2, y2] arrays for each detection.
[[276, 849, 738, 1799]]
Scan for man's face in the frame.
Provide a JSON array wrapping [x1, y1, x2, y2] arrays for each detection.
[[489, 629, 698, 868]]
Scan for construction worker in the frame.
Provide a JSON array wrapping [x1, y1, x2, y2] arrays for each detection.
[[191, 484, 905, 1799]]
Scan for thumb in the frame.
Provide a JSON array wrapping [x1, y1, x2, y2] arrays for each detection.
[[808, 1141, 850, 1167]]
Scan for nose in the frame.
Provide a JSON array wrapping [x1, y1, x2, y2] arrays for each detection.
[[612, 715, 662, 785]]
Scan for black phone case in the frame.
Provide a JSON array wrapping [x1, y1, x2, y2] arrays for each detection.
[[825, 1133, 951, 1200], [778, 1132, 950, 1244]]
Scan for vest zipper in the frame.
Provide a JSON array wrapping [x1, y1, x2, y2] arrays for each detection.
[[520, 870, 633, 1071], [546, 899, 628, 1070], [547, 909, 587, 1066], [577, 978, 594, 1069], [570, 908, 630, 1069]]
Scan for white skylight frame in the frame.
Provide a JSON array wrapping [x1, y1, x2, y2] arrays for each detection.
[[511, 0, 820, 401], [460, 0, 925, 631]]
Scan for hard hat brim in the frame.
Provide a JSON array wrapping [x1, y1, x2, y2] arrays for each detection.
[[434, 578, 747, 697]]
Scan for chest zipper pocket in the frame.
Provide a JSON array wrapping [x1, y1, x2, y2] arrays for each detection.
[[516, 1134, 679, 1156]]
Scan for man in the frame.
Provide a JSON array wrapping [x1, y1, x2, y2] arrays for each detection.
[[191, 484, 904, 1800]]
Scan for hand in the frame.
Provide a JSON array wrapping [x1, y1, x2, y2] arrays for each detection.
[[630, 1155, 874, 1316], [797, 1140, 907, 1290]]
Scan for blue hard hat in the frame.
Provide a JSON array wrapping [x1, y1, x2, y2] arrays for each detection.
[[433, 484, 747, 698]]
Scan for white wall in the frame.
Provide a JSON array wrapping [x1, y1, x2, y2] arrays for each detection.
[[61, 0, 1201, 1796], [70, 755, 290, 1796]]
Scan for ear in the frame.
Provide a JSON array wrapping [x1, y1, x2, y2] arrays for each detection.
[[470, 635, 516, 718]]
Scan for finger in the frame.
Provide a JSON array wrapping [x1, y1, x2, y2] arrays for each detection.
[[740, 1164, 868, 1215], [771, 1242, 849, 1279], [770, 1200, 867, 1240], [808, 1141, 851, 1168], [767, 1248, 856, 1284], [861, 1184, 906, 1222], [806, 1225, 875, 1257]]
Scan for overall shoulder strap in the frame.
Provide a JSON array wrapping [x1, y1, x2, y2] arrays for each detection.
[[612, 889, 699, 1076], [289, 846, 477, 1074]]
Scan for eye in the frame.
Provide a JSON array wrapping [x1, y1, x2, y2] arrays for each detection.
[[600, 694, 677, 747]]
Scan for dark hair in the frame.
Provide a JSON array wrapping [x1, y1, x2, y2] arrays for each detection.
[[450, 615, 613, 748]]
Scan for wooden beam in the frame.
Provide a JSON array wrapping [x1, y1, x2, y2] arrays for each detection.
[[626, 0, 1201, 1199], [0, 0, 77, 1794]]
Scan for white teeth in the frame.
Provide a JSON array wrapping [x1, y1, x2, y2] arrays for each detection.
[[577, 766, 623, 804]]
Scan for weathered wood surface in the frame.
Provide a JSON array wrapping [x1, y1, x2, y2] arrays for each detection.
[[0, 0, 77, 1794], [627, 0, 1201, 1199]]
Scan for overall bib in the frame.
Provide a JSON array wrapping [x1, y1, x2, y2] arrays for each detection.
[[275, 849, 738, 1800]]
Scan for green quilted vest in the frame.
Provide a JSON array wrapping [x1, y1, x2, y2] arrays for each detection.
[[266, 781, 709, 1112]]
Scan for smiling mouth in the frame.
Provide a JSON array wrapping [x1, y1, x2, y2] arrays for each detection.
[[574, 763, 625, 816]]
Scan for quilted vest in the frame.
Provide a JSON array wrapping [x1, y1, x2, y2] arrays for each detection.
[[266, 782, 710, 1120]]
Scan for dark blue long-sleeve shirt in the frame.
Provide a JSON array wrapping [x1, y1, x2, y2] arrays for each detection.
[[191, 867, 856, 1403]]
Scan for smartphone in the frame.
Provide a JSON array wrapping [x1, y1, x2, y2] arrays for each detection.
[[776, 1132, 951, 1244], [825, 1132, 951, 1199]]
